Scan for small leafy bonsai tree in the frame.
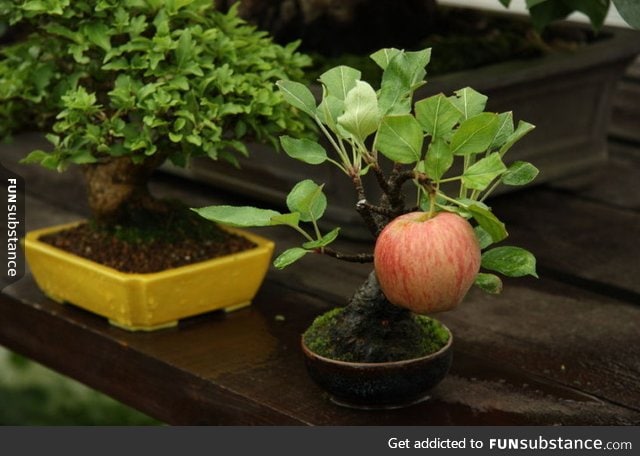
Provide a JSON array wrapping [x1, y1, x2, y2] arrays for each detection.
[[0, 0, 310, 228], [196, 47, 539, 362]]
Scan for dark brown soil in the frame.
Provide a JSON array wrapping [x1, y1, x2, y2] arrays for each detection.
[[40, 210, 257, 274]]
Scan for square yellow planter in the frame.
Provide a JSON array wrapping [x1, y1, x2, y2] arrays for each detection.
[[24, 222, 274, 331]]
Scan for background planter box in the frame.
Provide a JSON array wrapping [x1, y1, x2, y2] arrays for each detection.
[[170, 24, 640, 238]]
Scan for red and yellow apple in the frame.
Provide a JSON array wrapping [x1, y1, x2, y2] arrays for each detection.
[[374, 211, 481, 314]]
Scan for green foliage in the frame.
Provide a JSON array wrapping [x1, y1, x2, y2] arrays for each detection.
[[613, 0, 640, 28], [481, 246, 539, 278], [474, 273, 503, 294], [274, 247, 308, 269], [0, 348, 159, 425], [500, 0, 640, 31], [286, 179, 327, 223], [196, 46, 539, 292], [280, 136, 328, 165], [374, 114, 423, 164], [0, 1, 310, 170]]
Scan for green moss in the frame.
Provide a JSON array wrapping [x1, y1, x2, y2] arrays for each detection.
[[415, 314, 451, 355], [303, 308, 450, 362], [303, 308, 346, 359]]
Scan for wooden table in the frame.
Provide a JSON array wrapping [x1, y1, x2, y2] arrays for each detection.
[[1, 134, 639, 425]]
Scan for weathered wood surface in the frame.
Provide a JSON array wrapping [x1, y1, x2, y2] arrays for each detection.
[[1, 134, 640, 425]]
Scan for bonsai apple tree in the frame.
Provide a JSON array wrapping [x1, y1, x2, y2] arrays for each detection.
[[0, 0, 310, 225], [196, 47, 539, 362]]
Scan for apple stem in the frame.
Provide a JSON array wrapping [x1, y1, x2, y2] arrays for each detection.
[[428, 191, 436, 218]]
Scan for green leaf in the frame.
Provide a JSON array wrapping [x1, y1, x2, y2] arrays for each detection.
[[280, 136, 327, 165], [175, 29, 192, 68], [193, 206, 281, 227], [286, 180, 327, 222], [302, 228, 340, 249], [276, 80, 316, 116], [270, 212, 300, 227], [337, 81, 380, 142], [22, 0, 51, 13], [316, 95, 344, 130], [370, 48, 402, 70], [462, 152, 507, 191], [449, 87, 488, 120], [569, 0, 609, 29], [502, 161, 539, 186], [82, 23, 111, 51], [21, 150, 51, 165], [378, 48, 431, 115], [613, 0, 640, 28], [397, 49, 431, 88], [499, 120, 535, 157], [527, 0, 608, 31], [474, 225, 494, 249], [450, 113, 501, 156], [424, 139, 453, 181], [490, 112, 515, 150], [374, 114, 423, 164], [474, 273, 503, 294], [274, 247, 308, 269], [318, 65, 361, 101], [468, 204, 508, 243], [415, 93, 462, 139], [482, 246, 538, 278], [70, 150, 98, 164]]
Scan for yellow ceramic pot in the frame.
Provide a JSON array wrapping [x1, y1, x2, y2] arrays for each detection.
[[24, 222, 274, 331]]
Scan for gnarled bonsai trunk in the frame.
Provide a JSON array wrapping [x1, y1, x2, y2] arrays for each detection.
[[81, 155, 168, 224], [324, 271, 424, 362]]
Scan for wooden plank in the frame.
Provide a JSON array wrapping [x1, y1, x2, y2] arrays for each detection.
[[0, 281, 304, 425], [489, 187, 640, 299], [26, 191, 640, 414], [5, 132, 640, 424], [550, 155, 640, 212], [441, 278, 640, 411], [2, 277, 639, 425]]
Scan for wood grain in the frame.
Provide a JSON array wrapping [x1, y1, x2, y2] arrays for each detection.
[[2, 133, 640, 425]]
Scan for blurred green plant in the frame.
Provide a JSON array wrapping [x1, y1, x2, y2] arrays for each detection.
[[0, 0, 310, 223], [0, 349, 159, 425], [500, 0, 640, 31]]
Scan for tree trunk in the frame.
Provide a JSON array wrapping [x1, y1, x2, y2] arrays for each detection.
[[81, 155, 167, 224], [324, 270, 425, 362]]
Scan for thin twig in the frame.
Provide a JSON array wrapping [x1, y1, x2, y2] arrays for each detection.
[[357, 200, 395, 217], [351, 174, 381, 237], [370, 163, 391, 194], [320, 247, 374, 263]]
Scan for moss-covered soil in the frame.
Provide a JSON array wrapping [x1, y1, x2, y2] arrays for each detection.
[[303, 307, 450, 363]]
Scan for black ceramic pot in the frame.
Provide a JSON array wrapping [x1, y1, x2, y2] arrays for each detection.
[[301, 324, 453, 409]]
